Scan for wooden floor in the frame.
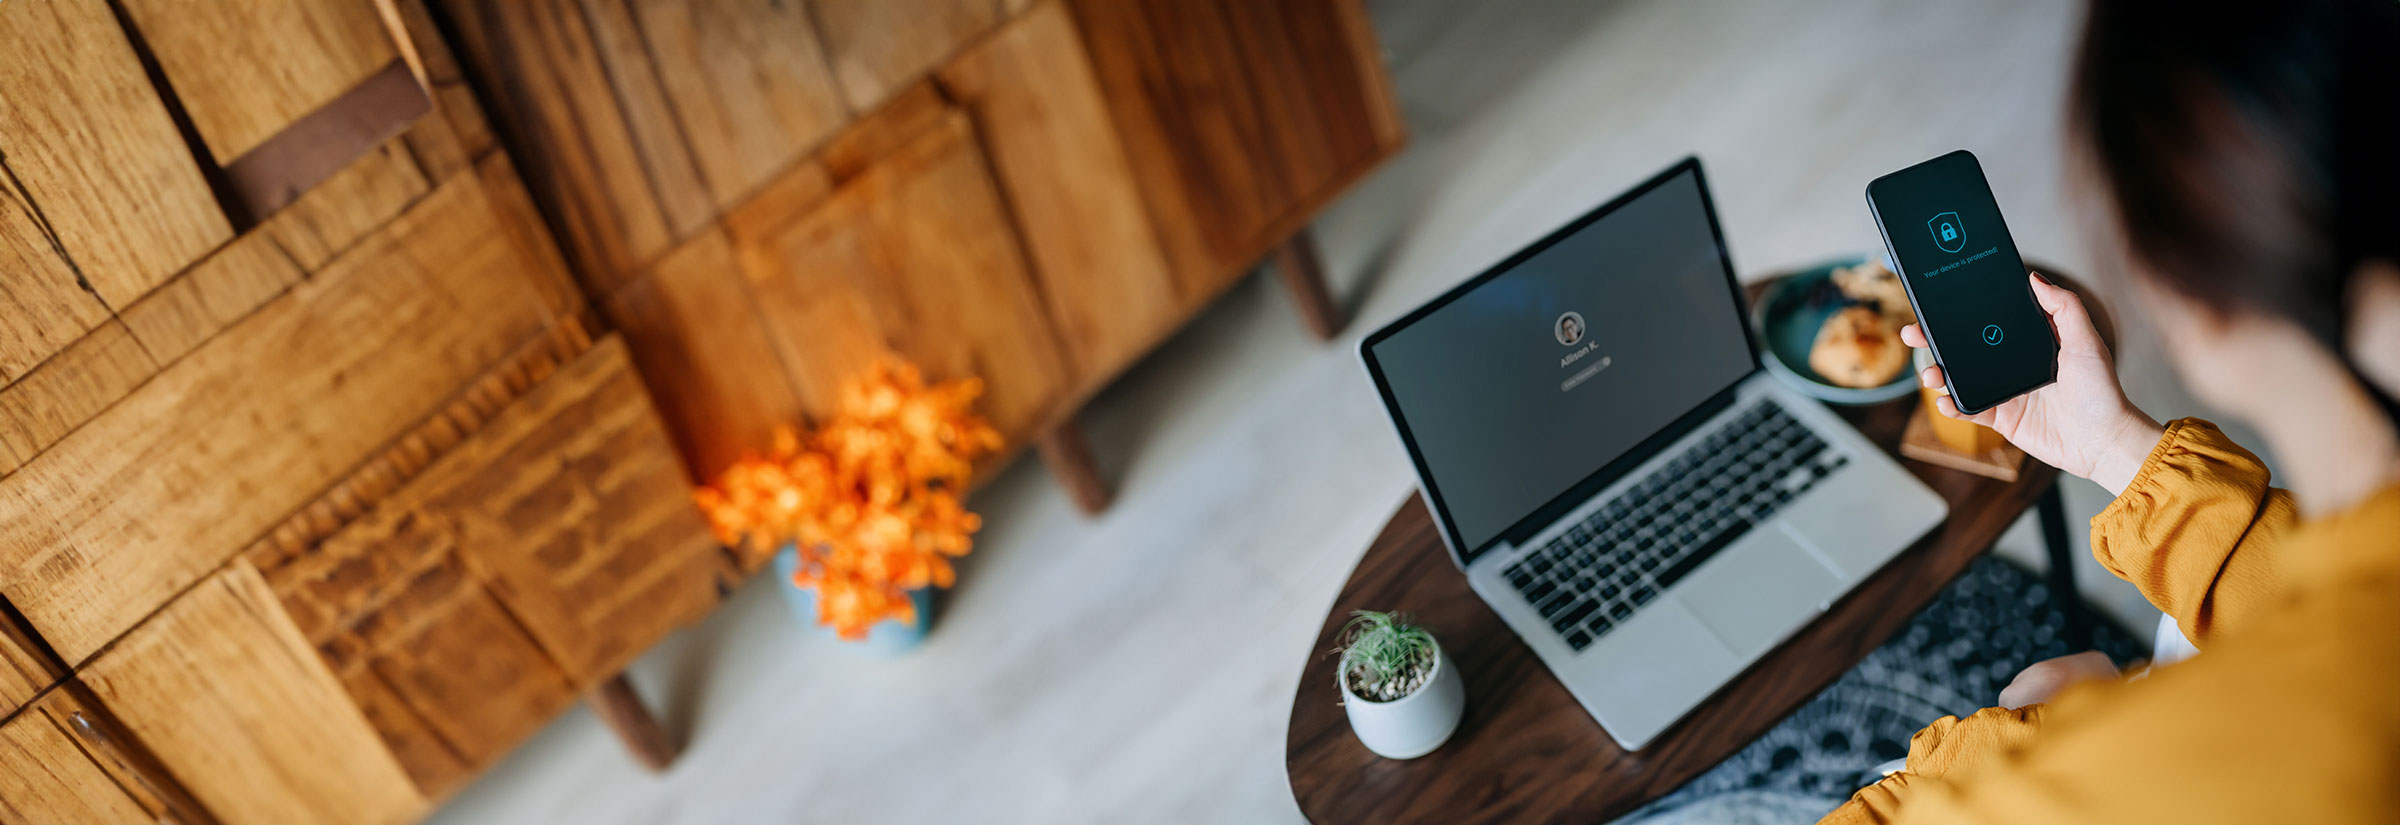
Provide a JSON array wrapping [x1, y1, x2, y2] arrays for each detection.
[[426, 1, 2246, 821]]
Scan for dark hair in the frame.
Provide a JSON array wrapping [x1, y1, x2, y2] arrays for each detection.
[[2072, 0, 2400, 421]]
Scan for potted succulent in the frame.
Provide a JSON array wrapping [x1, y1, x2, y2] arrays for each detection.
[[694, 361, 1001, 655], [1334, 611, 1466, 759]]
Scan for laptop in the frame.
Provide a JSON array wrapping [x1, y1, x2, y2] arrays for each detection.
[[1358, 158, 1946, 749]]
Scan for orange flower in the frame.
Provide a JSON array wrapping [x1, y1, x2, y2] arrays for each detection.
[[693, 361, 999, 640]]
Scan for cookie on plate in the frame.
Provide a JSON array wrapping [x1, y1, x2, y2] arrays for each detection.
[[1809, 305, 1910, 388], [1833, 262, 1916, 327]]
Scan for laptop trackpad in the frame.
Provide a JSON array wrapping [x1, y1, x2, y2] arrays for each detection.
[[1676, 526, 1843, 657]]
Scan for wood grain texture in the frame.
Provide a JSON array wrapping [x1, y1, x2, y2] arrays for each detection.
[[30, 683, 219, 825], [436, 0, 686, 291], [243, 325, 594, 797], [261, 138, 434, 271], [814, 82, 950, 183], [0, 180, 109, 384], [241, 321, 594, 579], [475, 153, 593, 328], [0, 693, 154, 824], [0, 174, 558, 663], [809, 0, 1002, 111], [736, 111, 1069, 443], [81, 562, 426, 825], [1065, 0, 1401, 305], [391, 0, 497, 181], [273, 546, 578, 799], [0, 320, 157, 476], [606, 228, 806, 482], [938, 2, 1177, 384], [0, 0, 232, 308], [118, 0, 400, 161], [1284, 274, 2110, 825], [426, 337, 729, 680], [720, 156, 836, 245], [630, 0, 849, 209], [0, 608, 63, 721], [116, 229, 305, 367], [575, 0, 716, 239], [366, 557, 580, 794]]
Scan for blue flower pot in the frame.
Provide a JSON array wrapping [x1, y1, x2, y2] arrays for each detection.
[[771, 546, 934, 657]]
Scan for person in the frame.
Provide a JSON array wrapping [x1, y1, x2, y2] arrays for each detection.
[[1561, 314, 1584, 345], [1819, 0, 2400, 822]]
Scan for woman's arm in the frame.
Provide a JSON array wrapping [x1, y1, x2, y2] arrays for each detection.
[[1906, 276, 2296, 641], [2089, 418, 2297, 645], [1818, 707, 2044, 825]]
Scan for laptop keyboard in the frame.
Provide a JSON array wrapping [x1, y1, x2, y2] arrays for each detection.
[[1502, 401, 1851, 652]]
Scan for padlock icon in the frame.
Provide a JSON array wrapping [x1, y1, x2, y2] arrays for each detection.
[[1939, 222, 1957, 242]]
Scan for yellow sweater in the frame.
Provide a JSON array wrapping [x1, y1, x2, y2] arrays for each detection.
[[1820, 418, 2400, 824]]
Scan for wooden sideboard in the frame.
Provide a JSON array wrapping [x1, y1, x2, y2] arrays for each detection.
[[433, 0, 1405, 513], [0, 1, 727, 820], [0, 0, 1398, 821]]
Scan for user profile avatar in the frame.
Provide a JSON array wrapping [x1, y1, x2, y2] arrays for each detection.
[[1555, 311, 1586, 346]]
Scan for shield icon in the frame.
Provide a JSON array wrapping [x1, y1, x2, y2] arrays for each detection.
[[1928, 211, 1965, 253]]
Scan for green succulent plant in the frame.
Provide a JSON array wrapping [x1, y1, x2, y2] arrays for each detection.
[[1335, 610, 1438, 702]]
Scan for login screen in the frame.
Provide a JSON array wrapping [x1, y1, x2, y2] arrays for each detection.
[[1867, 150, 2056, 412]]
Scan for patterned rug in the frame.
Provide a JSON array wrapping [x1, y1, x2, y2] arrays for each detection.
[[1611, 555, 2147, 824]]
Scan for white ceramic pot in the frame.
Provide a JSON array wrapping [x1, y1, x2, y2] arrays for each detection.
[[1340, 641, 1465, 759]]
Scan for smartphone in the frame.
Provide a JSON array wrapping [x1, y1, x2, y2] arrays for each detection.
[[1865, 150, 2056, 415]]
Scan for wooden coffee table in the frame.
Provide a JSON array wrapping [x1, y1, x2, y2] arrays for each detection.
[[1284, 270, 2111, 824]]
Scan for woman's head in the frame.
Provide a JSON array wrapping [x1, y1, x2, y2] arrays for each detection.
[[2071, 0, 2400, 454]]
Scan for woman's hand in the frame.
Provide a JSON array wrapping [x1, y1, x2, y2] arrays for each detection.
[[1998, 650, 2119, 708], [1905, 273, 2164, 495]]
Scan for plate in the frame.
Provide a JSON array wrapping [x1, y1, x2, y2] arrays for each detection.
[[1753, 257, 1917, 405]]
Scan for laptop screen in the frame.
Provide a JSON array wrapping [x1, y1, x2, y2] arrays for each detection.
[[1363, 163, 1755, 560]]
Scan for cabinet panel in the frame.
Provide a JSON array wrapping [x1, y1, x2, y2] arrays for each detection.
[[246, 333, 702, 797], [417, 337, 727, 679], [810, 0, 1002, 111], [1066, 0, 1402, 302], [631, 0, 849, 209], [116, 230, 307, 368], [609, 229, 809, 481], [738, 111, 1068, 443], [119, 0, 399, 162], [0, 175, 559, 662], [0, 320, 158, 478], [0, 0, 233, 308], [939, 3, 1177, 384], [0, 615, 63, 728], [81, 562, 425, 825], [0, 696, 153, 824], [436, 0, 705, 289], [0, 181, 109, 384]]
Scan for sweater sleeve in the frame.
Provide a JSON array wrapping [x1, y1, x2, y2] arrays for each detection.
[[1817, 706, 2044, 825], [2088, 418, 2297, 646]]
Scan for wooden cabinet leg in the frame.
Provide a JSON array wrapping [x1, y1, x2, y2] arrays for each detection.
[[587, 673, 678, 772], [1271, 229, 1342, 340], [1036, 414, 1113, 515]]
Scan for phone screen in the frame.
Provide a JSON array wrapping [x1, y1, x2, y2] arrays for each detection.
[[1865, 150, 2056, 414]]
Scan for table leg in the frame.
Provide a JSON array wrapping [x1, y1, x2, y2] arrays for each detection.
[[1037, 413, 1113, 515], [1271, 229, 1343, 340], [2036, 482, 2091, 650], [588, 673, 678, 772]]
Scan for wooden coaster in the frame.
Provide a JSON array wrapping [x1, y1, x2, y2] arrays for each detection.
[[1900, 406, 2024, 481]]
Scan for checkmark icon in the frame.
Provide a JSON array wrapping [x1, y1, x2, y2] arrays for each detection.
[[1982, 324, 2004, 345]]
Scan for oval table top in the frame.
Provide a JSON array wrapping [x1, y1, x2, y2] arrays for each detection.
[[1284, 266, 2113, 824]]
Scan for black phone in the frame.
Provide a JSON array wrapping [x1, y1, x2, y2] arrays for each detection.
[[1865, 150, 2056, 415]]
